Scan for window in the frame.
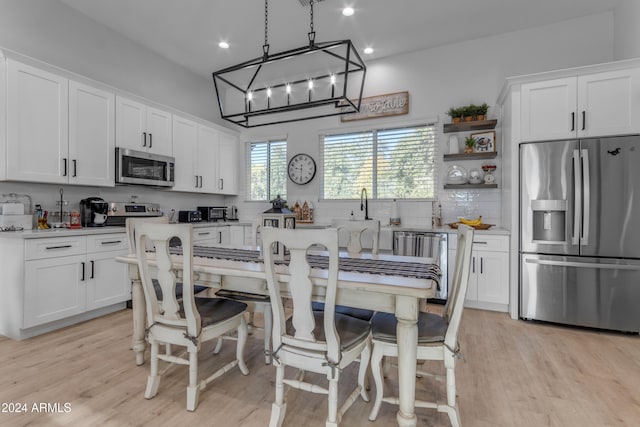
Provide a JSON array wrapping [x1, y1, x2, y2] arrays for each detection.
[[321, 123, 438, 199], [247, 139, 287, 201]]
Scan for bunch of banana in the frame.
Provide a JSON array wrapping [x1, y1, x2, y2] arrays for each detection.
[[459, 216, 483, 226]]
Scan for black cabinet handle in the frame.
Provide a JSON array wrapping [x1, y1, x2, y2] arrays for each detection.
[[149, 133, 152, 148], [571, 112, 575, 131], [81, 262, 85, 281], [90, 260, 95, 279], [480, 257, 484, 274], [63, 158, 68, 176], [72, 159, 77, 177], [142, 132, 147, 147], [218, 231, 222, 244], [101, 240, 122, 245], [582, 111, 586, 131], [46, 244, 72, 250], [472, 256, 475, 273], [219, 178, 224, 190]]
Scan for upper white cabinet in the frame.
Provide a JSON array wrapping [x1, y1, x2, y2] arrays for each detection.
[[172, 114, 238, 195], [4, 59, 115, 186], [521, 69, 640, 142], [6, 60, 69, 184], [69, 80, 115, 186], [116, 95, 172, 157]]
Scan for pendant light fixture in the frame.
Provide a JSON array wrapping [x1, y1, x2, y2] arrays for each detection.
[[212, 0, 366, 128]]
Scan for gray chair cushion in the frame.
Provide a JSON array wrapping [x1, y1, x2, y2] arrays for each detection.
[[216, 289, 271, 303], [311, 301, 374, 322], [179, 297, 247, 327], [286, 311, 371, 352], [152, 279, 208, 301], [370, 311, 447, 344]]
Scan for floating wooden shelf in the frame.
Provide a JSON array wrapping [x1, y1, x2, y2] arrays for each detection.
[[443, 152, 498, 161], [443, 119, 498, 133], [444, 183, 498, 190]]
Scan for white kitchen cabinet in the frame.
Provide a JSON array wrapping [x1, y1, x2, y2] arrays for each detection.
[[69, 80, 115, 186], [217, 131, 239, 195], [449, 233, 509, 312], [171, 115, 239, 195], [4, 59, 115, 186], [6, 59, 69, 183], [229, 225, 245, 247], [521, 69, 640, 142], [116, 95, 172, 156], [193, 225, 230, 246], [7, 233, 129, 336]]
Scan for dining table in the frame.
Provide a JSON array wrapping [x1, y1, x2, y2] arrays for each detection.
[[116, 245, 440, 427]]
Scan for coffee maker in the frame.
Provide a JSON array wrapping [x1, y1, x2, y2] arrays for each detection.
[[79, 197, 109, 227]]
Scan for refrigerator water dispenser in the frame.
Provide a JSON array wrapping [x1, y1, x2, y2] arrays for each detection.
[[531, 200, 566, 244]]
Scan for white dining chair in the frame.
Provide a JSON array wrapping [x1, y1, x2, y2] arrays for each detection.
[[134, 222, 249, 411], [214, 216, 274, 363], [368, 224, 474, 426], [331, 219, 380, 255], [262, 227, 372, 427]]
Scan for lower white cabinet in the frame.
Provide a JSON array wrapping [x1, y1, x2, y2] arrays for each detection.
[[193, 225, 230, 246], [448, 233, 509, 312], [2, 233, 129, 337]]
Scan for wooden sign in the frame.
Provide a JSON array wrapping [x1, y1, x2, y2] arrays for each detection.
[[340, 91, 409, 122]]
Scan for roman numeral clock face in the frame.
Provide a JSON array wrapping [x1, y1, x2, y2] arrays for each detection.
[[287, 153, 317, 185]]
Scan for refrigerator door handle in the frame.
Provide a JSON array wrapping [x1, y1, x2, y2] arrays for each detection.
[[581, 148, 590, 246], [524, 258, 640, 271], [572, 149, 581, 245]]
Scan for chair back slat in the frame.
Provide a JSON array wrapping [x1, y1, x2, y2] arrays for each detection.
[[134, 222, 200, 337], [443, 224, 474, 349], [126, 216, 169, 253], [262, 227, 341, 363]]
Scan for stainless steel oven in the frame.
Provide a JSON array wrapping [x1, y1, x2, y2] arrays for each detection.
[[116, 147, 175, 187]]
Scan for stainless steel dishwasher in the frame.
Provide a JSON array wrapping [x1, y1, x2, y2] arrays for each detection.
[[393, 231, 448, 302]]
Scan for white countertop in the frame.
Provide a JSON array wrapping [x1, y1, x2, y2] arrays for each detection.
[[297, 222, 510, 235], [0, 226, 127, 239]]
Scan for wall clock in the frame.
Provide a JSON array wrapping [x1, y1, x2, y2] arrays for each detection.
[[287, 153, 317, 185]]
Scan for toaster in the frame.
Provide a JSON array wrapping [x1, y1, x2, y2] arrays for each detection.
[[178, 210, 202, 223]]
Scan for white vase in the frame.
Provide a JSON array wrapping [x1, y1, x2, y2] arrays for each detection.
[[448, 135, 459, 154]]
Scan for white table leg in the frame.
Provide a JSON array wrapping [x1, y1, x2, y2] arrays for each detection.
[[395, 295, 419, 427], [130, 268, 146, 366]]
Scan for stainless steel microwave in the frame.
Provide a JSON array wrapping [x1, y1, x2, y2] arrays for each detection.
[[115, 147, 175, 187]]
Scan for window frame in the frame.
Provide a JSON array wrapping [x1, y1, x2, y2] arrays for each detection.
[[319, 120, 439, 201], [245, 138, 287, 202]]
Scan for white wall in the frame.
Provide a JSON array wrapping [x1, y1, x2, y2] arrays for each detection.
[[233, 12, 614, 228], [0, 0, 228, 214], [614, 0, 640, 60]]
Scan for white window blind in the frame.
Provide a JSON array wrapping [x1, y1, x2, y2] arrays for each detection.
[[247, 140, 287, 201], [321, 124, 438, 199]]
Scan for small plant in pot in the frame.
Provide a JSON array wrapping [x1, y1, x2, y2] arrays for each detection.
[[461, 105, 475, 122], [464, 136, 475, 153], [476, 103, 489, 121], [447, 107, 463, 124]]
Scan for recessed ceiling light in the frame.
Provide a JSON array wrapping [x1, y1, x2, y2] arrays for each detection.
[[342, 7, 354, 16], [218, 41, 229, 49], [363, 47, 374, 55]]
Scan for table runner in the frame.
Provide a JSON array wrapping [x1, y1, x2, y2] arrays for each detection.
[[169, 245, 441, 288]]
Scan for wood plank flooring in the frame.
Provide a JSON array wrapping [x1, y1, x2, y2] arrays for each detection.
[[1, 307, 639, 426]]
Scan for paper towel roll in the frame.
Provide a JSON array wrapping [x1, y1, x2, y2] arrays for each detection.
[[390, 199, 401, 225]]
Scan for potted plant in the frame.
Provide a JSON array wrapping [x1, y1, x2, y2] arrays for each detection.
[[447, 107, 463, 123], [462, 104, 476, 122], [464, 136, 475, 153], [476, 103, 489, 121]]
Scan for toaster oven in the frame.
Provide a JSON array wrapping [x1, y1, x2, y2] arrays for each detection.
[[197, 206, 227, 222]]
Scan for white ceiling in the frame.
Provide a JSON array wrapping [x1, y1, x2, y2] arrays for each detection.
[[59, 0, 619, 79]]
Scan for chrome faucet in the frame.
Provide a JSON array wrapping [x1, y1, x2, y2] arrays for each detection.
[[360, 188, 371, 220]]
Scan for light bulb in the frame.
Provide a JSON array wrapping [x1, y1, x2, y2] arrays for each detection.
[[342, 7, 354, 17], [330, 74, 336, 85], [247, 91, 253, 101], [218, 41, 229, 49], [286, 84, 291, 94], [308, 80, 314, 90], [363, 47, 374, 55], [266, 87, 272, 97]]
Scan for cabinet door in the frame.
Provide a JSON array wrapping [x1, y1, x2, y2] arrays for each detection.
[[86, 249, 130, 310], [69, 81, 115, 186], [521, 77, 577, 142], [197, 125, 219, 193], [171, 115, 199, 191], [217, 132, 239, 195], [116, 96, 146, 151], [6, 60, 69, 183], [24, 255, 86, 328], [146, 106, 172, 156], [476, 250, 510, 305], [578, 69, 640, 137], [229, 226, 245, 247]]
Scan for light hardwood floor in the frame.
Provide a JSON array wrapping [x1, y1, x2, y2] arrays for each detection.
[[1, 307, 639, 426]]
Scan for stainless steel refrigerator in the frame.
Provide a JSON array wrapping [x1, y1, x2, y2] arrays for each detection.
[[520, 135, 640, 333]]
